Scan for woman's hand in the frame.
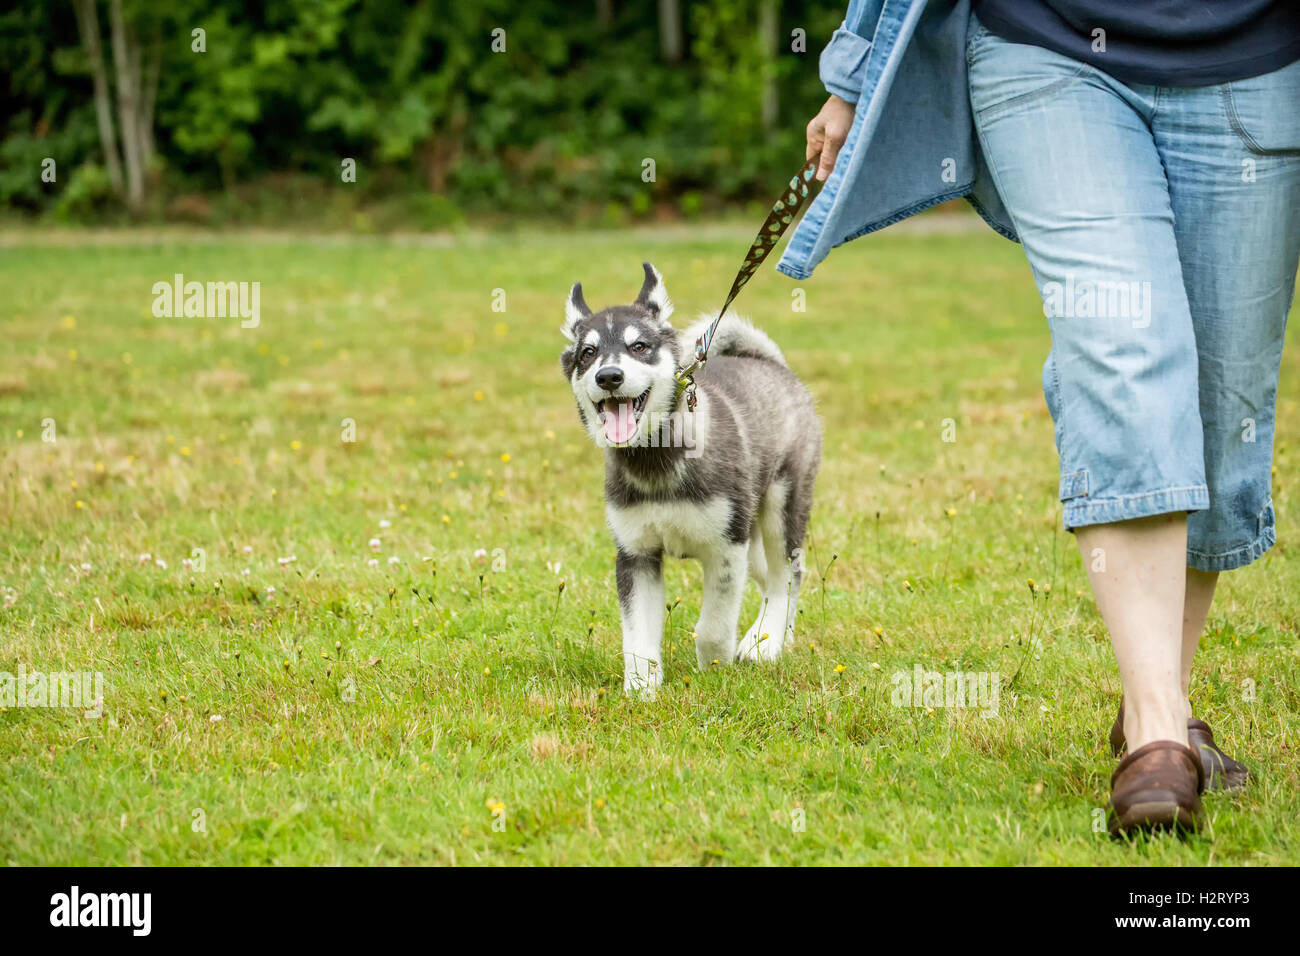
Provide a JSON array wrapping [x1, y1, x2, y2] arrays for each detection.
[[806, 94, 856, 182]]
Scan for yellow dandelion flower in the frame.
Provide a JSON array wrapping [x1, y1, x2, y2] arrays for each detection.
[[75, 500, 84, 509], [834, 663, 846, 674], [473, 391, 484, 402], [67, 349, 77, 361], [63, 315, 76, 329], [441, 514, 451, 524], [290, 440, 302, 451], [500, 453, 510, 463], [180, 446, 191, 456]]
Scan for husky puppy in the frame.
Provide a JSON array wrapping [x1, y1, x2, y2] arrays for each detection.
[[561, 263, 821, 693]]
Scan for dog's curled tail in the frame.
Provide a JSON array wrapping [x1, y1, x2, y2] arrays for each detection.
[[679, 313, 787, 368]]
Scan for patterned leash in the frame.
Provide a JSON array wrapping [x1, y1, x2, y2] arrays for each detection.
[[673, 156, 821, 411]]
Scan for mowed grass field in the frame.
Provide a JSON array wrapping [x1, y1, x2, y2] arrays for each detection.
[[2, 221, 1298, 866]]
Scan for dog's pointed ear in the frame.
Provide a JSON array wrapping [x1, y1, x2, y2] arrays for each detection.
[[562, 282, 592, 341], [635, 262, 673, 323]]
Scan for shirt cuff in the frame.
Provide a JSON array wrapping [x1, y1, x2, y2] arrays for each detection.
[[818, 21, 872, 103]]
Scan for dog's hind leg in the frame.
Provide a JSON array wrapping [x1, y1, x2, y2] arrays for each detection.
[[738, 481, 798, 662], [618, 549, 665, 695], [693, 542, 748, 669]]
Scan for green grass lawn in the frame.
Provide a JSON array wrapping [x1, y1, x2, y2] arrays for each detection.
[[2, 222, 1297, 865]]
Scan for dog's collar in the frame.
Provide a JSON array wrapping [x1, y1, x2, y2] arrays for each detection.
[[674, 158, 820, 412]]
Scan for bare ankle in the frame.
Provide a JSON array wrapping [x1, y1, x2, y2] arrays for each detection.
[[1123, 693, 1190, 750]]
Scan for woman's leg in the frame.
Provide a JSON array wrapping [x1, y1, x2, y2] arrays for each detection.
[[1077, 516, 1190, 749], [1154, 61, 1300, 714], [968, 25, 1207, 763]]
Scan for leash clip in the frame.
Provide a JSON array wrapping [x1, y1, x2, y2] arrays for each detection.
[[673, 361, 701, 413]]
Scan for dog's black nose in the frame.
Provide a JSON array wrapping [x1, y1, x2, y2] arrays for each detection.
[[595, 366, 624, 391]]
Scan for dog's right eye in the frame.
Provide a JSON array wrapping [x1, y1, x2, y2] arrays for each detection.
[[580, 346, 596, 358]]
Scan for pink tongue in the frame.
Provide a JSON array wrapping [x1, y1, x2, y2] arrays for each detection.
[[603, 401, 637, 443]]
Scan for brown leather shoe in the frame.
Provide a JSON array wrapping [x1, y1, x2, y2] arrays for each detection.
[[1108, 740, 1205, 836], [1109, 698, 1250, 792]]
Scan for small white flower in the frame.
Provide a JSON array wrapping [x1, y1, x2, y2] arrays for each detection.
[[277, 555, 297, 566], [155, 559, 167, 570], [368, 537, 382, 553], [388, 556, 400, 565], [138, 553, 151, 564], [209, 714, 224, 723], [240, 568, 251, 577], [80, 562, 92, 571], [473, 548, 487, 560], [367, 558, 379, 567], [266, 586, 276, 597], [378, 519, 391, 529], [242, 545, 253, 555], [182, 558, 194, 572]]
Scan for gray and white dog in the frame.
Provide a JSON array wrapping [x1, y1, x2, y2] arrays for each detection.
[[561, 262, 821, 693]]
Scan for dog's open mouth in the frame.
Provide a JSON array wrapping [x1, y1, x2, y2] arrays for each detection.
[[597, 389, 650, 444]]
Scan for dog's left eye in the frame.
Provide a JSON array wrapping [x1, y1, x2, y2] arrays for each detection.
[[580, 346, 596, 358], [630, 342, 648, 353]]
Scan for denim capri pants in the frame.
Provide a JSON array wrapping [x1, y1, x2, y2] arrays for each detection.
[[967, 16, 1300, 572]]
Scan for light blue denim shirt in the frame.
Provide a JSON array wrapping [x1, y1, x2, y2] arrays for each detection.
[[776, 0, 1018, 280]]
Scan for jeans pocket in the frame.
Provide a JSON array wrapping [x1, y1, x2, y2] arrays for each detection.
[[967, 26, 1094, 119], [1224, 58, 1300, 155]]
